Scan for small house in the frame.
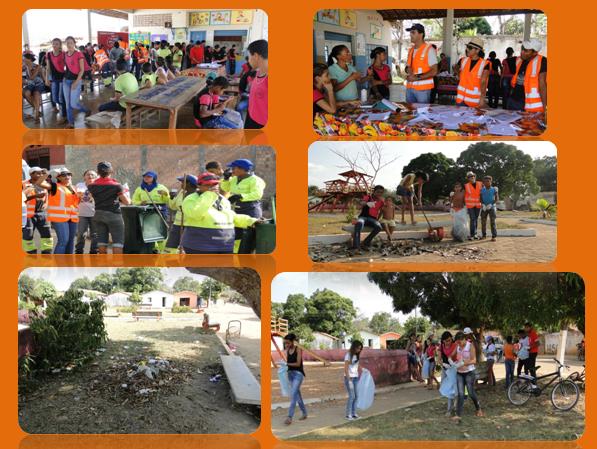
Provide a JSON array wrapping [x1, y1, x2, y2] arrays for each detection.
[[141, 290, 174, 309], [380, 331, 402, 349], [312, 332, 341, 350], [104, 292, 132, 307], [173, 290, 200, 309], [80, 289, 107, 303], [342, 331, 381, 349]]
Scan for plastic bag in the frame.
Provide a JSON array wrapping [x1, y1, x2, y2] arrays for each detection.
[[439, 365, 457, 399], [223, 109, 244, 128], [451, 208, 469, 242], [421, 357, 430, 379], [278, 363, 289, 397], [355, 368, 375, 410]]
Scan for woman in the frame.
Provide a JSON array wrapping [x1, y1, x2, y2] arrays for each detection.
[[180, 172, 257, 254], [406, 334, 423, 382], [165, 55, 180, 78], [453, 332, 484, 421], [46, 168, 79, 254], [484, 336, 497, 386], [87, 161, 131, 254], [132, 171, 170, 253], [440, 331, 458, 417], [164, 174, 198, 254], [172, 43, 184, 71], [344, 340, 363, 420], [284, 333, 308, 425], [423, 335, 440, 390], [155, 57, 172, 85], [22, 54, 45, 124], [245, 40, 268, 129], [367, 47, 392, 100], [327, 45, 368, 102], [63, 36, 90, 128], [397, 171, 428, 225], [313, 63, 337, 118], [486, 51, 502, 108], [44, 38, 67, 124]]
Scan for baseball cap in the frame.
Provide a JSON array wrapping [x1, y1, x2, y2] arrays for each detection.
[[197, 172, 221, 186], [406, 23, 425, 33], [177, 174, 198, 187], [463, 327, 474, 335], [28, 166, 43, 175], [521, 39, 542, 52], [227, 159, 254, 171]]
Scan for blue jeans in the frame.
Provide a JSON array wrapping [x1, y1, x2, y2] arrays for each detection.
[[505, 359, 515, 388], [353, 216, 383, 249], [50, 80, 67, 117], [456, 370, 480, 417], [287, 370, 307, 419], [204, 114, 242, 129], [406, 88, 431, 104], [344, 376, 359, 417], [52, 221, 77, 254], [63, 78, 89, 125], [467, 207, 481, 237]]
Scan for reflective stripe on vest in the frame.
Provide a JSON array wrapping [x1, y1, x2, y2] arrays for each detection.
[[406, 43, 435, 91], [23, 181, 40, 218], [511, 55, 545, 112], [456, 57, 487, 107], [465, 181, 482, 208], [47, 186, 79, 222]]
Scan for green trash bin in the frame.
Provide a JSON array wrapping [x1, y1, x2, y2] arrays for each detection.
[[255, 219, 276, 254], [121, 205, 167, 254]]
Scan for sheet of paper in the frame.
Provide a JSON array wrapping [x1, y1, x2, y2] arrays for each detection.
[[486, 123, 519, 136], [380, 99, 398, 111], [356, 112, 391, 122]]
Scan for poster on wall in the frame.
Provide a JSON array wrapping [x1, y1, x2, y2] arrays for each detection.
[[370, 24, 382, 40], [129, 32, 151, 47], [189, 11, 210, 26], [231, 10, 253, 25], [97, 31, 129, 50], [174, 28, 187, 41], [210, 10, 231, 25], [339, 10, 357, 29], [317, 9, 339, 26], [355, 33, 366, 56]]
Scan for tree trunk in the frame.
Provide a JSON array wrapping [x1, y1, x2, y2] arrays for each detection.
[[186, 268, 261, 318]]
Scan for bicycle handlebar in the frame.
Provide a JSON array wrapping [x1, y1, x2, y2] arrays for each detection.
[[553, 358, 570, 369]]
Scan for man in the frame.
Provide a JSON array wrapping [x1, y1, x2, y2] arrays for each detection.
[[189, 40, 205, 66], [98, 59, 139, 112], [524, 322, 540, 382], [456, 37, 489, 108], [404, 23, 438, 104], [94, 44, 113, 87], [507, 39, 547, 113], [205, 161, 224, 177], [220, 159, 265, 253], [131, 41, 149, 80], [352, 185, 385, 252], [75, 169, 99, 254], [464, 171, 483, 240], [480, 175, 499, 242], [22, 167, 53, 254]]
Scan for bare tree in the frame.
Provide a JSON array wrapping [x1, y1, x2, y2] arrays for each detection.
[[329, 142, 401, 187]]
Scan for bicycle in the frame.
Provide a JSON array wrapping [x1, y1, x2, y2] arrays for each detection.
[[507, 358, 580, 411], [577, 343, 585, 361], [568, 366, 585, 392]]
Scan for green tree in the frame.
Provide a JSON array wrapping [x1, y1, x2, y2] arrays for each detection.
[[200, 278, 226, 301], [91, 273, 117, 294], [402, 152, 456, 202], [304, 289, 357, 337], [294, 323, 315, 348], [172, 276, 203, 294], [70, 277, 93, 291], [129, 290, 142, 306], [456, 142, 539, 204], [533, 156, 557, 192], [456, 17, 492, 36], [308, 185, 320, 196], [369, 312, 401, 335], [18, 274, 36, 302], [283, 294, 308, 330], [31, 279, 58, 304], [115, 268, 164, 293], [403, 316, 431, 337], [503, 17, 524, 35], [271, 302, 285, 319], [532, 14, 547, 36]]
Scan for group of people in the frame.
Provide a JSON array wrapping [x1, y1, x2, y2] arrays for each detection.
[[22, 158, 266, 255], [23, 37, 268, 129], [349, 169, 500, 252], [313, 22, 546, 115]]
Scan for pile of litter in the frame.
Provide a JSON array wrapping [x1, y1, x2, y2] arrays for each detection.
[[310, 240, 493, 262], [86, 357, 193, 404]]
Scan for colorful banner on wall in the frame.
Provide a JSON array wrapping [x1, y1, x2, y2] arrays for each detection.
[[174, 28, 187, 41], [339, 10, 357, 29], [129, 32, 151, 47], [210, 11, 231, 25], [97, 31, 129, 50], [231, 10, 253, 25], [370, 24, 382, 40], [189, 11, 210, 26], [317, 9, 339, 26]]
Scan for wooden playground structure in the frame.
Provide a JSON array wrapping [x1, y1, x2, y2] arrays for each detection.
[[309, 170, 373, 213], [270, 317, 330, 368]]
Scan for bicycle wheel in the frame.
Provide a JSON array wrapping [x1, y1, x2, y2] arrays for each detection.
[[508, 378, 532, 406], [550, 379, 580, 411]]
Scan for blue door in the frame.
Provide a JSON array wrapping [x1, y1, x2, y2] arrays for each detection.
[[189, 31, 206, 43]]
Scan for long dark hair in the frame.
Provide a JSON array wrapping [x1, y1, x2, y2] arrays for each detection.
[[370, 46, 386, 61], [349, 340, 363, 362], [327, 44, 348, 66]]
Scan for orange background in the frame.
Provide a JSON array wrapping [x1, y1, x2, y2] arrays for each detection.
[[10, 1, 596, 449]]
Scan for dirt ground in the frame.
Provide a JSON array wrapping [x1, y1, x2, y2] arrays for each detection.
[[271, 363, 345, 404], [309, 213, 556, 263], [19, 313, 260, 434]]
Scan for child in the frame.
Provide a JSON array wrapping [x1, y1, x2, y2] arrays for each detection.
[[344, 340, 363, 420], [313, 63, 337, 117], [450, 182, 465, 210], [480, 175, 499, 241], [380, 197, 396, 242], [140, 62, 157, 89], [98, 58, 138, 113], [194, 76, 240, 129], [155, 57, 170, 85], [423, 336, 440, 390], [165, 55, 179, 78], [396, 171, 429, 225], [516, 329, 530, 377], [503, 335, 516, 388], [484, 336, 497, 386], [450, 182, 469, 242]]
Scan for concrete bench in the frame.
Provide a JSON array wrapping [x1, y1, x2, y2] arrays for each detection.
[[221, 354, 261, 405], [132, 310, 162, 321]]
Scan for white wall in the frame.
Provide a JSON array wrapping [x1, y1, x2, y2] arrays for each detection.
[[313, 333, 339, 350], [141, 291, 174, 309], [343, 332, 381, 349], [543, 330, 583, 355], [105, 293, 131, 307]]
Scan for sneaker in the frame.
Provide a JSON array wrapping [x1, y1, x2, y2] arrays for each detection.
[[352, 414, 360, 419], [345, 416, 354, 421]]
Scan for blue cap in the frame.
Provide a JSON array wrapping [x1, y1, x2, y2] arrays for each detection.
[[227, 159, 254, 171], [177, 174, 198, 187]]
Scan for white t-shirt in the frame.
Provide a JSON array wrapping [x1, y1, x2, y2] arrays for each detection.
[[344, 352, 359, 378], [485, 343, 496, 361], [76, 182, 95, 218], [518, 337, 530, 360]]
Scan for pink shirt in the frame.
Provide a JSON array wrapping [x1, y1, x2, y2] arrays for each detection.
[[65, 50, 86, 75], [248, 72, 268, 126], [47, 51, 66, 73]]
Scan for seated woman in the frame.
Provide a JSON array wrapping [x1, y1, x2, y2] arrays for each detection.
[[22, 54, 45, 124], [155, 57, 171, 85], [194, 76, 241, 129], [202, 313, 220, 332], [165, 55, 179, 79]]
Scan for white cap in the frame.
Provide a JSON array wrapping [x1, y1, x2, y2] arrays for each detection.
[[29, 166, 43, 175], [54, 167, 72, 176], [521, 39, 542, 52], [466, 171, 476, 178], [463, 327, 473, 335]]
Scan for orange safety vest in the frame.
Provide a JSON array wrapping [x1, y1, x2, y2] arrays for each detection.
[[95, 49, 110, 69], [464, 181, 483, 209], [137, 46, 149, 64], [22, 181, 41, 218], [456, 57, 488, 107], [510, 54, 545, 112], [406, 43, 435, 91], [47, 185, 79, 223]]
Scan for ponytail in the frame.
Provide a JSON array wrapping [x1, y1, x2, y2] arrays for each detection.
[[327, 44, 348, 66]]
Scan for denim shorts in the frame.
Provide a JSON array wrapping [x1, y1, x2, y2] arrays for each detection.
[[92, 209, 125, 247]]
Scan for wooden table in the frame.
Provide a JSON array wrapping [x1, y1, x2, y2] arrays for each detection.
[[122, 76, 206, 129]]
